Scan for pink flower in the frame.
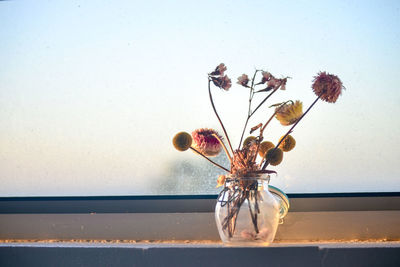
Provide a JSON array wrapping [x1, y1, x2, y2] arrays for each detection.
[[267, 78, 279, 88], [265, 77, 287, 91], [210, 63, 227, 76], [261, 71, 272, 84], [312, 72, 344, 103], [280, 78, 287, 90], [237, 74, 250, 87], [220, 75, 232, 90], [212, 75, 232, 91], [191, 128, 223, 157]]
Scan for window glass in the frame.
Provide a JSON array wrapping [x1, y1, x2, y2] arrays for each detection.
[[1, 0, 399, 196]]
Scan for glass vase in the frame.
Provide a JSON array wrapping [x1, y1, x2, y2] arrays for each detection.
[[215, 173, 285, 246]]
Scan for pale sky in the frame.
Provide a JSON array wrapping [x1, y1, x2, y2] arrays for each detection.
[[1, 0, 399, 196]]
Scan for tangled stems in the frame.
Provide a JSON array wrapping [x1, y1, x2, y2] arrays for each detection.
[[261, 94, 322, 170], [219, 180, 260, 237], [208, 79, 234, 156], [238, 72, 282, 149]]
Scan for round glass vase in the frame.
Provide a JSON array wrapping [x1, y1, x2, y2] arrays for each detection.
[[215, 173, 280, 246]]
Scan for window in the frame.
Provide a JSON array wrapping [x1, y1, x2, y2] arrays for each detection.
[[1, 0, 399, 197]]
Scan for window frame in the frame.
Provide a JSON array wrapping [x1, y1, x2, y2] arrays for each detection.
[[0, 192, 400, 214]]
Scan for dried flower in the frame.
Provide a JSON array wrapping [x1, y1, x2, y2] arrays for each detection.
[[279, 135, 296, 152], [266, 147, 283, 166], [211, 75, 232, 91], [216, 175, 226, 188], [172, 132, 192, 151], [243, 136, 256, 147], [275, 100, 303, 126], [220, 75, 232, 90], [312, 72, 344, 103], [261, 71, 272, 84], [267, 78, 279, 88], [210, 63, 227, 76], [237, 74, 250, 87], [258, 141, 275, 158], [280, 78, 288, 90], [191, 128, 223, 157], [266, 77, 287, 90]]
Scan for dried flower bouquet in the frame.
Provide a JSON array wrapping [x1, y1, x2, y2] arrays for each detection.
[[173, 63, 344, 239]]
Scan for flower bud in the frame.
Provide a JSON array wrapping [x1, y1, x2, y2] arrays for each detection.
[[266, 148, 283, 166], [258, 141, 275, 158], [172, 132, 192, 151], [243, 136, 257, 147], [279, 135, 296, 152]]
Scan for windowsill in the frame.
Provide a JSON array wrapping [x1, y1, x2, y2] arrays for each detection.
[[1, 194, 399, 266]]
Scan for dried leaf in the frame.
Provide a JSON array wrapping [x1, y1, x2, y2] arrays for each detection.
[[269, 102, 285, 108], [250, 123, 262, 134], [255, 86, 273, 93]]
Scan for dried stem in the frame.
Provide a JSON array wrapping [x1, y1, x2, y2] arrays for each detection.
[[212, 133, 232, 164], [250, 87, 279, 117], [238, 70, 259, 149], [208, 79, 234, 155], [262, 94, 322, 170], [227, 192, 232, 237], [238, 80, 282, 149], [223, 191, 245, 237], [221, 184, 260, 237], [190, 147, 230, 173], [238, 116, 251, 150], [247, 194, 259, 233]]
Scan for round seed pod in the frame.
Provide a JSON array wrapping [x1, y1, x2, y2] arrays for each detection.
[[266, 147, 284, 166], [172, 132, 192, 151], [258, 141, 275, 158], [243, 136, 257, 147], [279, 135, 296, 152]]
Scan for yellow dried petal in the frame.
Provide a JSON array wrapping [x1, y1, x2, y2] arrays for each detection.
[[275, 101, 303, 126], [216, 175, 226, 188]]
